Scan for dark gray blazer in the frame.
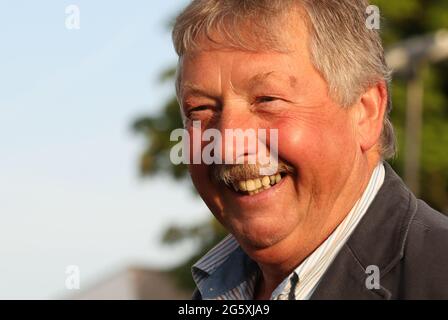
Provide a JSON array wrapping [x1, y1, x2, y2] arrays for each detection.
[[311, 162, 448, 299], [193, 162, 448, 299]]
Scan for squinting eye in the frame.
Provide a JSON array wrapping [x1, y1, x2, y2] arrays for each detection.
[[186, 105, 215, 120], [189, 105, 210, 112], [256, 96, 278, 103], [187, 105, 210, 117]]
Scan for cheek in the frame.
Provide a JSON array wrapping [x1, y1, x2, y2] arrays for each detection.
[[275, 111, 357, 171], [189, 163, 225, 217], [189, 164, 212, 197]]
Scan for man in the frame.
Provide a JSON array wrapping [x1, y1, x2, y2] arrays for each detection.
[[171, 0, 448, 299]]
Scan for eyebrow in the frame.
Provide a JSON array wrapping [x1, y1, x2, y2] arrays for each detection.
[[249, 71, 276, 83], [181, 82, 215, 99], [248, 71, 298, 89]]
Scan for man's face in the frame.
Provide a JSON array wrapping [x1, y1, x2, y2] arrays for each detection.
[[179, 21, 361, 258]]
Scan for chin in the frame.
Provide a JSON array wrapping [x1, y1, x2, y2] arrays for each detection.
[[230, 218, 293, 251]]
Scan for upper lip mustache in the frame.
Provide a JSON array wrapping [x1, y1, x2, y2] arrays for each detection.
[[211, 162, 296, 186]]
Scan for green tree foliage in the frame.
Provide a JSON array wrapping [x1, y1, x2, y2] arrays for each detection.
[[370, 0, 448, 212], [132, 0, 448, 290]]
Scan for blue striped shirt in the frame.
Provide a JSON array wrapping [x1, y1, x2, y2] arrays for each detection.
[[192, 162, 385, 300]]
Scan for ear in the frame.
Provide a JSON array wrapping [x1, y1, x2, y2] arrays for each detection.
[[354, 81, 388, 153]]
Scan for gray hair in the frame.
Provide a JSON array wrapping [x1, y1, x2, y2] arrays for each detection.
[[172, 0, 396, 159]]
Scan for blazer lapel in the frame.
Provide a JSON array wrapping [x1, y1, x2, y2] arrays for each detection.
[[311, 162, 417, 300], [310, 245, 392, 300]]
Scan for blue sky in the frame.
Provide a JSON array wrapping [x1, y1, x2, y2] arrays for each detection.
[[0, 0, 209, 299]]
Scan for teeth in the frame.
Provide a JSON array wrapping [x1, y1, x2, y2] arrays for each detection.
[[246, 180, 256, 192], [262, 176, 270, 187], [254, 178, 262, 189], [275, 173, 281, 183], [232, 173, 284, 196]]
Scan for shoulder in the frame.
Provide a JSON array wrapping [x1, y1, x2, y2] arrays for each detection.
[[399, 200, 448, 298], [408, 200, 448, 247]]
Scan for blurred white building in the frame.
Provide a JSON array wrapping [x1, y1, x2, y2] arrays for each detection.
[[67, 267, 191, 300]]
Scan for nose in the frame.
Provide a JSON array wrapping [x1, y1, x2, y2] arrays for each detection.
[[216, 101, 260, 165]]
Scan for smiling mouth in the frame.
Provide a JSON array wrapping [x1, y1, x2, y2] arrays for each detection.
[[213, 161, 295, 197], [225, 172, 287, 196]]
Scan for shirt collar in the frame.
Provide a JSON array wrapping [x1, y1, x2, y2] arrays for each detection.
[[192, 236, 259, 299]]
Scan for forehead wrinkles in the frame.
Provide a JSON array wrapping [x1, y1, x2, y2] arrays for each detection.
[[228, 52, 243, 95], [203, 49, 247, 95], [180, 46, 304, 101], [182, 50, 250, 97]]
